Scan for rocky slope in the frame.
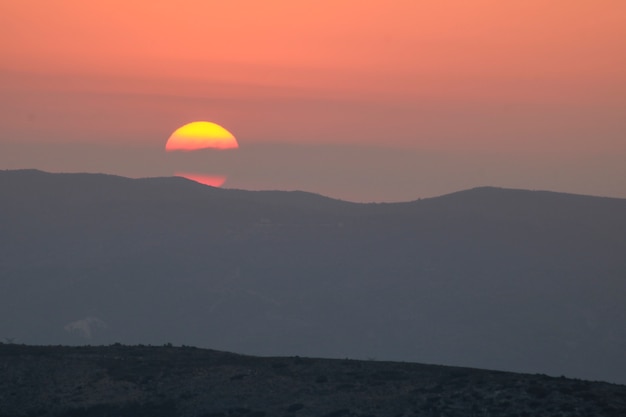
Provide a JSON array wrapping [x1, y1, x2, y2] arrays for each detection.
[[1, 344, 625, 417]]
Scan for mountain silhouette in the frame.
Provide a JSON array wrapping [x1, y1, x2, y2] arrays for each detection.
[[1, 169, 625, 383]]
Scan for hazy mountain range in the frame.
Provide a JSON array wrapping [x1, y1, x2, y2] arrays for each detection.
[[1, 169, 625, 383]]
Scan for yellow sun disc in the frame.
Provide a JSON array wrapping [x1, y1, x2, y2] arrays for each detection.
[[165, 121, 238, 151]]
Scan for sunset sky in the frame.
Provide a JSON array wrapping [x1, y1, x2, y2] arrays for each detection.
[[1, 0, 625, 201]]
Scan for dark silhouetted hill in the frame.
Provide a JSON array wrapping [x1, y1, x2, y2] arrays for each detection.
[[1, 169, 625, 383], [1, 344, 625, 417]]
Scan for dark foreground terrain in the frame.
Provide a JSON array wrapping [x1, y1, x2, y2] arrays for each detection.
[[1, 344, 625, 417]]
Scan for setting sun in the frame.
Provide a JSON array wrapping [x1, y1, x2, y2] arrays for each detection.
[[165, 121, 238, 151]]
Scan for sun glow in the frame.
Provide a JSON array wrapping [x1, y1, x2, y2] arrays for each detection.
[[174, 172, 226, 187], [165, 121, 238, 151]]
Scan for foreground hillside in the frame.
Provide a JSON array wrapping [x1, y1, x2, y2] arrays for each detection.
[[1, 170, 626, 383], [1, 344, 625, 417]]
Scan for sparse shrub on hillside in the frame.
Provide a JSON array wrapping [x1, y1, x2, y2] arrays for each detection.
[[286, 403, 304, 412], [526, 382, 550, 399], [323, 409, 350, 417]]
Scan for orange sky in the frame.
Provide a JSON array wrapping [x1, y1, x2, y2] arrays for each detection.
[[1, 0, 625, 200]]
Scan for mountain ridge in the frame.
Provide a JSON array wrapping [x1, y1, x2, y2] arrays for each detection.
[[1, 169, 625, 384], [4, 168, 625, 204]]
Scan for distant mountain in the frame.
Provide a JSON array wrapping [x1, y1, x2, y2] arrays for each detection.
[[2, 344, 625, 417], [1, 169, 625, 383]]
